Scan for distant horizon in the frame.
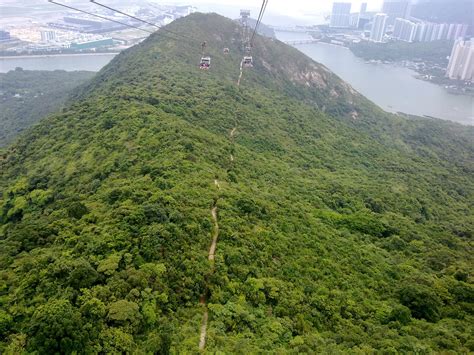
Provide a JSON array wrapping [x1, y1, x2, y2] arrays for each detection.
[[164, 0, 384, 13]]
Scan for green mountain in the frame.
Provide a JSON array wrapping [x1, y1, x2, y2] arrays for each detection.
[[0, 13, 473, 353], [0, 69, 95, 147]]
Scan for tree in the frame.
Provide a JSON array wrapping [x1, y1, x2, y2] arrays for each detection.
[[399, 284, 442, 322], [107, 300, 141, 326], [28, 299, 89, 353]]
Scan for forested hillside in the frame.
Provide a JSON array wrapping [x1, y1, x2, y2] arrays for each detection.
[[349, 40, 452, 66], [0, 13, 473, 353], [0, 68, 94, 147]]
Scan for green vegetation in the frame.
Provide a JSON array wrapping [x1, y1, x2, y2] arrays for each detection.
[[349, 40, 453, 66], [0, 13, 473, 353], [0, 68, 94, 147]]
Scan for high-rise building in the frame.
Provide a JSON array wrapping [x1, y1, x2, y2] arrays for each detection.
[[393, 18, 416, 42], [358, 17, 371, 30], [350, 13, 360, 28], [0, 30, 11, 41], [424, 22, 434, 41], [430, 25, 440, 41], [370, 13, 388, 42], [453, 24, 469, 40], [393, 18, 403, 38], [446, 38, 474, 81], [330, 2, 352, 28], [409, 21, 470, 42], [415, 22, 427, 42], [447, 24, 456, 40], [382, 0, 410, 26], [40, 30, 56, 42], [357, 3, 370, 29], [437, 23, 448, 41]]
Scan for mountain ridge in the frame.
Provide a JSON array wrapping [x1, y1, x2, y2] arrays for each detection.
[[0, 13, 473, 353]]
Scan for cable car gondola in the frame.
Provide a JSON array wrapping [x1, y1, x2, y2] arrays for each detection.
[[200, 56, 211, 69], [199, 41, 211, 69], [243, 56, 253, 68]]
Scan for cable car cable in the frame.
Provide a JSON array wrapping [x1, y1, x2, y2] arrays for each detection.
[[47, 0, 154, 34], [89, 1, 217, 66], [250, 0, 269, 46], [250, 0, 269, 47], [90, 1, 200, 43], [49, 1, 233, 71], [48, 0, 201, 57]]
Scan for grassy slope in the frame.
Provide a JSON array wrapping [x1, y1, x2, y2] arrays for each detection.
[[0, 69, 95, 147], [0, 13, 473, 353]]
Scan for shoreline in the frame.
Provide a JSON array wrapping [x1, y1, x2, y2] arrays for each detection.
[[345, 48, 472, 97], [0, 53, 119, 60]]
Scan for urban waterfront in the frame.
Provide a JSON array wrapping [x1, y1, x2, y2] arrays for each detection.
[[276, 31, 473, 125]]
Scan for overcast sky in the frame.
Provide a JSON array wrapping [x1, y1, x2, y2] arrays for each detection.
[[159, 0, 383, 17], [165, 0, 384, 17], [0, 0, 385, 26]]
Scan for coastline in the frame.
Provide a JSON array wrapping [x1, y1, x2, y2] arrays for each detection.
[[0, 53, 119, 60], [346, 46, 472, 97]]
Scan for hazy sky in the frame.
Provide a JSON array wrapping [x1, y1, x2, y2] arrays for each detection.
[[182, 0, 383, 14], [167, 0, 384, 17], [0, 0, 385, 26]]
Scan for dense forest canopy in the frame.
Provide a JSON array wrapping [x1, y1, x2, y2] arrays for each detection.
[[0, 69, 95, 147], [349, 40, 453, 66], [0, 13, 473, 353]]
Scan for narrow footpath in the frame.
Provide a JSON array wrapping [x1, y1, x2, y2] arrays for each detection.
[[208, 205, 219, 261], [199, 126, 238, 351], [198, 302, 208, 351]]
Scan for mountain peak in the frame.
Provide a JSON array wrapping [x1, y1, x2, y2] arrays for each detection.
[[73, 12, 361, 118]]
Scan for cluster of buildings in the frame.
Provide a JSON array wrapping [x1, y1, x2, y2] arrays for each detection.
[[4, 24, 116, 52], [328, 1, 473, 82], [392, 19, 469, 43], [329, 1, 470, 44], [0, 4, 196, 54], [0, 30, 11, 41]]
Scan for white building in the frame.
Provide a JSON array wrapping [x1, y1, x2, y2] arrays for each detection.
[[394, 18, 416, 42], [414, 22, 426, 42], [446, 38, 474, 81], [330, 2, 352, 28], [350, 13, 360, 28], [452, 24, 469, 40], [40, 30, 56, 42], [382, 0, 410, 26], [409, 21, 469, 42], [437, 23, 448, 40], [370, 13, 388, 42]]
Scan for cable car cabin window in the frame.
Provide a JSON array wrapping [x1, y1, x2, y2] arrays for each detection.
[[200, 57, 211, 69], [243, 56, 253, 67]]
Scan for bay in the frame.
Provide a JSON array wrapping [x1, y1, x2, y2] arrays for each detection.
[[0, 53, 117, 73], [276, 30, 473, 125]]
